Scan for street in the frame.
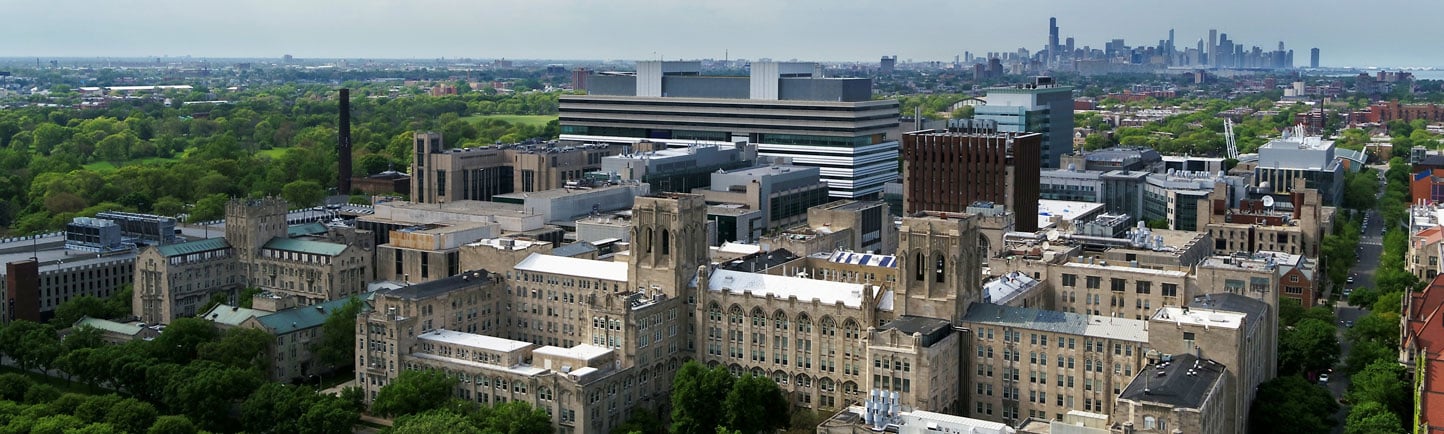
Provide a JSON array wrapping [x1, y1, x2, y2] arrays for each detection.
[[1326, 170, 1389, 433]]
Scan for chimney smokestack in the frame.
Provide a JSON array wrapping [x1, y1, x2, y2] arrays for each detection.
[[338, 88, 352, 196]]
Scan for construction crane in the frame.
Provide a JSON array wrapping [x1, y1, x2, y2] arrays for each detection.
[[1224, 118, 1239, 160]]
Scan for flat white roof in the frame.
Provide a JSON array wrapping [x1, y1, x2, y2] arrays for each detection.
[[717, 242, 761, 255], [410, 352, 548, 376], [418, 329, 533, 353], [708, 269, 876, 308], [1153, 307, 1245, 329], [468, 238, 542, 251], [1038, 199, 1105, 223], [514, 252, 628, 282], [533, 344, 613, 362]]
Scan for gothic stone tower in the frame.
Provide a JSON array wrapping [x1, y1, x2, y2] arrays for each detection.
[[895, 212, 983, 323], [628, 193, 708, 298], [225, 197, 289, 285]]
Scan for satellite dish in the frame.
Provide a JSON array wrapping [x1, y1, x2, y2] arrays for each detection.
[[1262, 196, 1275, 208], [1041, 241, 1052, 251], [1047, 230, 1060, 242]]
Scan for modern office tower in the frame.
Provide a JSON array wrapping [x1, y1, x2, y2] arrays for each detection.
[[1208, 29, 1218, 66], [974, 78, 1074, 169], [560, 61, 900, 199], [1168, 29, 1175, 58], [1196, 39, 1206, 65], [880, 56, 897, 74], [1065, 37, 1075, 55], [901, 126, 1042, 232], [1311, 48, 1320, 68]]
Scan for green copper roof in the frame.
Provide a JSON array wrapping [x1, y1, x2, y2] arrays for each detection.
[[73, 316, 144, 336], [262, 238, 347, 256], [155, 238, 230, 257]]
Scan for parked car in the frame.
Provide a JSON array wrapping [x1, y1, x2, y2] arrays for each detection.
[[1347, 276, 1355, 284], [1319, 373, 1330, 384]]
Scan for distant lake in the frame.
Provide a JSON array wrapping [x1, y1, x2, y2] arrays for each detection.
[[1316, 69, 1444, 80]]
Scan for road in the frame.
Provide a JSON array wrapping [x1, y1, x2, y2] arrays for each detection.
[[1326, 169, 1388, 433]]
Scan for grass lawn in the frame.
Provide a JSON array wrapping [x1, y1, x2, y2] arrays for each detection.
[[461, 114, 557, 128], [256, 148, 290, 159], [82, 157, 179, 172]]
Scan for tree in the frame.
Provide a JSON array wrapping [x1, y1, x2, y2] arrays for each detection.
[[611, 408, 665, 434], [241, 382, 354, 434], [188, 193, 230, 222], [723, 374, 789, 434], [482, 400, 553, 434], [281, 180, 325, 208], [1348, 311, 1401, 349], [145, 415, 197, 434], [1344, 401, 1404, 434], [297, 395, 360, 434], [371, 370, 457, 417], [391, 410, 484, 434], [671, 361, 735, 434], [1278, 318, 1340, 376], [105, 398, 158, 434], [149, 317, 218, 363], [51, 296, 113, 326], [1279, 298, 1305, 327], [1345, 340, 1396, 375], [314, 296, 363, 371], [197, 327, 274, 371], [1349, 361, 1410, 418], [1250, 375, 1338, 433]]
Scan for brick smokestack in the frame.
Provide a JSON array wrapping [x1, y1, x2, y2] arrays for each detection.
[[338, 88, 352, 195]]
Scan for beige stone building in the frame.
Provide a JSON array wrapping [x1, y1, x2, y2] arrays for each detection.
[[959, 304, 1149, 425], [203, 294, 367, 382], [1143, 294, 1274, 434], [376, 222, 494, 283], [133, 238, 240, 324], [1197, 180, 1326, 258], [1410, 226, 1444, 281]]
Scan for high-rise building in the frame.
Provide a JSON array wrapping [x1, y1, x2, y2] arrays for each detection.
[[902, 126, 1041, 232], [974, 78, 1074, 169], [1047, 17, 1059, 67], [1207, 29, 1218, 66], [880, 56, 897, 75], [409, 132, 622, 203], [1310, 48, 1320, 68], [560, 61, 900, 199]]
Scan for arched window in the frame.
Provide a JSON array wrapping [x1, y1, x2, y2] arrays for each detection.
[[820, 317, 836, 336], [751, 308, 766, 327], [661, 229, 670, 255], [773, 311, 789, 330], [1143, 416, 1156, 430], [729, 305, 744, 324], [914, 252, 924, 281], [645, 228, 654, 254], [934, 252, 946, 283]]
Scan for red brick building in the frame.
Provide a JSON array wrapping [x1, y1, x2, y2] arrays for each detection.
[[901, 129, 1041, 232]]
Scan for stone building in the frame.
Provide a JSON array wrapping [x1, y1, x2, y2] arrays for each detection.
[[133, 238, 240, 324], [1110, 353, 1228, 434], [1142, 294, 1274, 434], [959, 304, 1149, 425]]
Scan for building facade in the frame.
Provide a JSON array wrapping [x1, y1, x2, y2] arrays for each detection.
[[901, 129, 1042, 232], [561, 61, 900, 199], [974, 82, 1074, 169]]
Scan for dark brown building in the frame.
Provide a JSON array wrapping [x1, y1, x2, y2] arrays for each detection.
[[6, 260, 40, 323], [902, 129, 1042, 232]]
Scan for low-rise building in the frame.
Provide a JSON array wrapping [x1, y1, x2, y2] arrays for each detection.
[[1110, 353, 1228, 434]]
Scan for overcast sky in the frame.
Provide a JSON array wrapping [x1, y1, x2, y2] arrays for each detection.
[[4, 0, 1441, 68]]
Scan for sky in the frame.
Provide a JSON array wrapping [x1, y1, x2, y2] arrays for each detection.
[[4, 0, 1443, 68]]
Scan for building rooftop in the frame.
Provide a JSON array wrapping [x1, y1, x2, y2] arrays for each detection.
[[1117, 353, 1226, 410], [73, 316, 145, 336], [287, 222, 329, 238], [1152, 305, 1246, 330], [1060, 261, 1190, 278], [514, 253, 629, 282], [718, 249, 798, 273], [155, 238, 230, 257], [879, 315, 952, 347], [823, 406, 1016, 434], [1187, 292, 1270, 321], [262, 238, 347, 256], [533, 344, 613, 362], [383, 270, 497, 300], [468, 238, 543, 251], [823, 250, 898, 268], [201, 304, 267, 326], [984, 271, 1041, 305], [961, 304, 1149, 343], [551, 242, 598, 258], [256, 294, 373, 333], [418, 329, 534, 353], [706, 268, 879, 308], [1038, 200, 1105, 227]]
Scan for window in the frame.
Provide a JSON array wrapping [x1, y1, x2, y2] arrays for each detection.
[[1062, 274, 1077, 287], [1136, 281, 1151, 294], [1161, 283, 1178, 297], [1110, 278, 1126, 292], [1086, 276, 1101, 289], [1183, 332, 1196, 349]]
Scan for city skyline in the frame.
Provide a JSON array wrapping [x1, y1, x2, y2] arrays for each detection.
[[3, 0, 1442, 68]]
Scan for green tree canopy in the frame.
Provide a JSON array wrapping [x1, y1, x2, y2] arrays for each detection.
[[371, 370, 457, 418], [1279, 318, 1340, 376], [671, 361, 736, 434]]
